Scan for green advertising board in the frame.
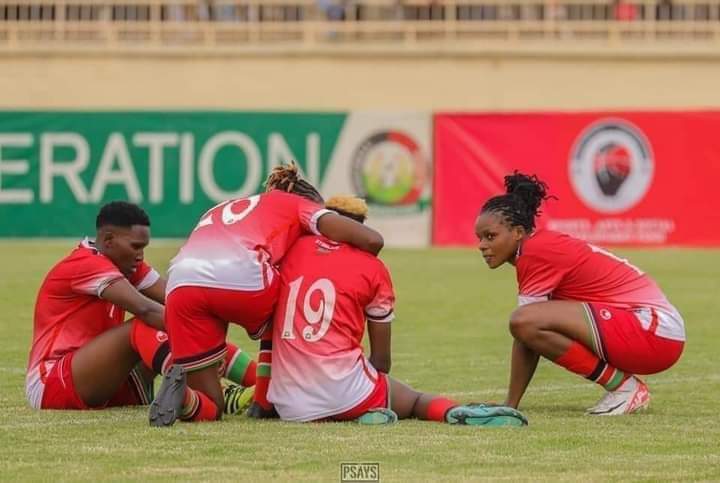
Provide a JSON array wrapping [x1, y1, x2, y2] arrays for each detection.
[[0, 111, 346, 237]]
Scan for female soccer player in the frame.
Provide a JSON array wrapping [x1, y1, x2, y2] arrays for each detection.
[[150, 164, 385, 426], [474, 172, 685, 415], [267, 196, 528, 426], [28, 201, 258, 413]]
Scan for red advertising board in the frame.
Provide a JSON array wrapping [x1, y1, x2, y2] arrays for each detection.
[[433, 112, 720, 246]]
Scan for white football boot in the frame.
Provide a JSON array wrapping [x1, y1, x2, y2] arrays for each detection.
[[586, 376, 650, 416]]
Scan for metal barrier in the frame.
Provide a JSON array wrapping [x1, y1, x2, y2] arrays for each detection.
[[1, 1, 720, 55]]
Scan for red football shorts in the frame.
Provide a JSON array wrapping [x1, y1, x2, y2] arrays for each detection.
[[166, 282, 279, 372], [587, 303, 684, 375], [40, 351, 145, 410], [329, 373, 389, 421]]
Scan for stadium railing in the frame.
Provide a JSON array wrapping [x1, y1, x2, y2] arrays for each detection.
[[1, 1, 720, 56]]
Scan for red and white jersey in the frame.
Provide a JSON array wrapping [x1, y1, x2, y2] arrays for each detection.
[[167, 190, 331, 294], [267, 236, 395, 422], [26, 238, 159, 408], [516, 229, 685, 341]]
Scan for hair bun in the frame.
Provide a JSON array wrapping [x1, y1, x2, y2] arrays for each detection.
[[503, 170, 551, 218]]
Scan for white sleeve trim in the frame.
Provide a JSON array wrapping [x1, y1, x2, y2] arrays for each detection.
[[365, 309, 395, 324], [96, 275, 124, 297], [136, 268, 161, 291], [309, 209, 333, 236], [518, 295, 549, 306]]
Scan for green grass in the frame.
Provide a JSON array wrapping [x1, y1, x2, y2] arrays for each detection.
[[1, 241, 719, 481]]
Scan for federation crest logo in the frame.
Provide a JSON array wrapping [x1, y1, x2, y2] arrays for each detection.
[[600, 309, 612, 320], [351, 130, 429, 213], [569, 119, 654, 214]]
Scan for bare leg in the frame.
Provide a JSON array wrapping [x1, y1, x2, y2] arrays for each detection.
[[187, 363, 224, 420], [509, 301, 593, 358], [387, 376, 450, 420], [505, 300, 597, 409], [71, 322, 139, 407]]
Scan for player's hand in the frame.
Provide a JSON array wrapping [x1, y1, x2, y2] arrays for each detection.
[[246, 401, 279, 419]]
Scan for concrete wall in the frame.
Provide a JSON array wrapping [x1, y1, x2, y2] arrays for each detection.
[[2, 53, 720, 111]]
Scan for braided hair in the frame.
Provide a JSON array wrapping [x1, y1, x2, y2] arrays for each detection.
[[264, 161, 323, 203], [481, 171, 554, 232]]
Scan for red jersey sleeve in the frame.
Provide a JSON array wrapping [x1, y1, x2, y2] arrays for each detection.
[[129, 260, 161, 291], [295, 196, 332, 236], [516, 232, 575, 304], [70, 254, 124, 297], [364, 261, 396, 323]]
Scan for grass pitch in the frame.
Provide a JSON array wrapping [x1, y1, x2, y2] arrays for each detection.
[[1, 241, 719, 482]]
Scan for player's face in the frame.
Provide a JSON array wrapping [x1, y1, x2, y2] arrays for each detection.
[[474, 212, 524, 269], [100, 225, 150, 277]]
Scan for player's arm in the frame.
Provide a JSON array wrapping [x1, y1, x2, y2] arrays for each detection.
[[317, 212, 384, 255], [101, 278, 165, 330], [367, 321, 392, 373], [365, 262, 396, 373], [140, 277, 167, 305]]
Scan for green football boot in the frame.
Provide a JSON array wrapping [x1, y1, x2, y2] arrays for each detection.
[[446, 403, 528, 427], [355, 408, 398, 425]]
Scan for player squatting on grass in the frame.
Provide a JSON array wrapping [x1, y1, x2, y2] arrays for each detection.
[[475, 172, 686, 415]]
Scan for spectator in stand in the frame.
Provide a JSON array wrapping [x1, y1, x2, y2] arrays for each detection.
[[318, 0, 346, 21], [657, 0, 673, 21], [613, 0, 638, 21]]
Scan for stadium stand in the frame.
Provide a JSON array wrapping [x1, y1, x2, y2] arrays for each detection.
[[1, 1, 720, 53]]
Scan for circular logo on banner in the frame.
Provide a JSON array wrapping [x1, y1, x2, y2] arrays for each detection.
[[351, 130, 429, 212], [569, 119, 654, 214]]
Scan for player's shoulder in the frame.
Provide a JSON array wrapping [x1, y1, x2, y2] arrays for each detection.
[[340, 242, 389, 277], [263, 189, 308, 205], [523, 229, 582, 251], [519, 229, 587, 264], [54, 238, 94, 264], [303, 235, 383, 265], [41, 239, 118, 290], [62, 238, 117, 271], [262, 190, 322, 214]]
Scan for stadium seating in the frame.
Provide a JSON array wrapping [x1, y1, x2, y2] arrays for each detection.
[[0, 1, 719, 53]]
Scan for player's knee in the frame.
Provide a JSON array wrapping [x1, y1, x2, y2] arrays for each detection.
[[509, 307, 538, 341]]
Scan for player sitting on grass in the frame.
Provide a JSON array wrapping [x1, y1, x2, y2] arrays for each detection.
[[26, 201, 256, 412], [267, 195, 528, 426], [474, 172, 686, 415], [149, 164, 385, 426]]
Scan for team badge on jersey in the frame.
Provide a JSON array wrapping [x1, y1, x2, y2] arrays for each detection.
[[569, 119, 654, 214]]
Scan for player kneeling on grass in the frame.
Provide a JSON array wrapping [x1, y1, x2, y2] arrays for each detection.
[[149, 164, 385, 426], [266, 196, 527, 426], [474, 172, 686, 415], [26, 201, 257, 412]]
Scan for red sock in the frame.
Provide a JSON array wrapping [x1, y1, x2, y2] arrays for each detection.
[[426, 397, 459, 422], [555, 341, 629, 391], [221, 343, 256, 387], [129, 318, 171, 375], [180, 388, 219, 422], [253, 329, 272, 410]]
